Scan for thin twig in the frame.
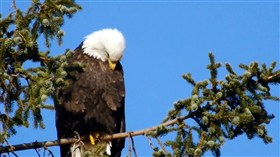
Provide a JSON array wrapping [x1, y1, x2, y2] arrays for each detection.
[[155, 137, 169, 154], [43, 148, 46, 157], [197, 131, 207, 150], [34, 148, 41, 157], [46, 149, 55, 157], [3, 138, 17, 157], [11, 0, 17, 10], [10, 151, 19, 157], [129, 133, 137, 157], [146, 136, 157, 151], [127, 133, 132, 157]]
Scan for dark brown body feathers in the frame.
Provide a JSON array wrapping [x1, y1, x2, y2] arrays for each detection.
[[54, 44, 125, 157]]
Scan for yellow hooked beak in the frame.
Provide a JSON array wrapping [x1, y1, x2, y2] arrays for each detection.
[[108, 59, 117, 70]]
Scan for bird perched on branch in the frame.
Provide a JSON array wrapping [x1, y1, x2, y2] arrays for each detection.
[[54, 28, 126, 157]]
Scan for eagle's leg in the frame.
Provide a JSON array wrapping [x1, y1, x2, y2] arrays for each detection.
[[82, 133, 112, 156]]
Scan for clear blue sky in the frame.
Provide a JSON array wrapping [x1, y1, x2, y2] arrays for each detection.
[[1, 1, 279, 157]]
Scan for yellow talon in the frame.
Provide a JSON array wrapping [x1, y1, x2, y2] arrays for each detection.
[[89, 133, 100, 145], [89, 134, 95, 145]]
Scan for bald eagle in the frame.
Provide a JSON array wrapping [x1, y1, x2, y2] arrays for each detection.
[[54, 28, 126, 157]]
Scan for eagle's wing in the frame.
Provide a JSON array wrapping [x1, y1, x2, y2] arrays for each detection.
[[54, 47, 125, 157]]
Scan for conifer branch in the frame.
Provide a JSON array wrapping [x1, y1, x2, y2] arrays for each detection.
[[0, 114, 191, 153], [264, 71, 280, 82], [197, 131, 206, 150]]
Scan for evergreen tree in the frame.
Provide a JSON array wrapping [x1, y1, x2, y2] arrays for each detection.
[[151, 53, 280, 157], [0, 0, 81, 142], [0, 1, 279, 157]]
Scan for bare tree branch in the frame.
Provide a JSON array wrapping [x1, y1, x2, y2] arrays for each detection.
[[0, 138, 77, 154], [101, 114, 190, 141], [0, 114, 191, 153]]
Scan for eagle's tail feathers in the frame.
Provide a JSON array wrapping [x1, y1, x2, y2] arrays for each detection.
[[106, 141, 112, 156]]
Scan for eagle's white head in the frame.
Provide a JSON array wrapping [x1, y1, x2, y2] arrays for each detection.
[[82, 28, 126, 70]]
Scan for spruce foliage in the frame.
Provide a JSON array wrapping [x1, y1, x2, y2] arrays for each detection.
[[153, 53, 279, 157], [0, 0, 81, 142]]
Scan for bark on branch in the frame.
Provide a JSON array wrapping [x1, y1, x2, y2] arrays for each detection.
[[0, 114, 190, 154]]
